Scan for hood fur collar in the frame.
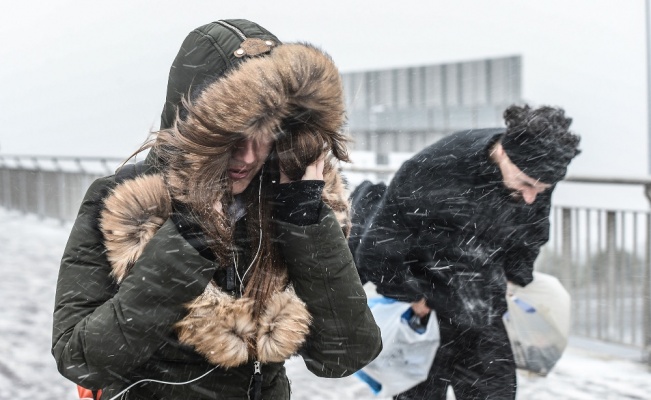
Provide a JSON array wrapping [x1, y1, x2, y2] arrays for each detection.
[[163, 42, 350, 223]]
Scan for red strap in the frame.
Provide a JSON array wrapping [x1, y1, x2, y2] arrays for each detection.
[[77, 385, 102, 399]]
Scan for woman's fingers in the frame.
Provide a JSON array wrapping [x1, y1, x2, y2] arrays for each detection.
[[280, 156, 325, 183]]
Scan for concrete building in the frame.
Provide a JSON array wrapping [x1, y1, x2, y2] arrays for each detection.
[[341, 55, 522, 166]]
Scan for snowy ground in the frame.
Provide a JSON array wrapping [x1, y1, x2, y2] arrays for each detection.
[[1, 208, 650, 400]]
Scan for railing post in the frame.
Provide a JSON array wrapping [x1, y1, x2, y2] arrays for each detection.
[[0, 158, 11, 209], [52, 159, 67, 224], [606, 211, 617, 341], [644, 185, 651, 365], [15, 157, 28, 215], [33, 157, 46, 219], [561, 208, 573, 286], [561, 208, 576, 335], [73, 158, 87, 220], [597, 211, 604, 340], [585, 209, 592, 338]]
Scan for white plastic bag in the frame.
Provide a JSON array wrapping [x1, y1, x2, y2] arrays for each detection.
[[355, 296, 439, 397], [503, 272, 571, 376]]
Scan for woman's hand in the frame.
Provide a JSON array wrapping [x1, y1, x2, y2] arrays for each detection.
[[411, 298, 431, 317], [275, 155, 326, 225], [280, 156, 325, 184]]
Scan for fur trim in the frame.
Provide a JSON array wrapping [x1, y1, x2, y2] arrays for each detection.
[[178, 42, 345, 142], [100, 174, 171, 282], [101, 177, 313, 368], [175, 283, 311, 367], [175, 285, 256, 368], [256, 287, 311, 363]]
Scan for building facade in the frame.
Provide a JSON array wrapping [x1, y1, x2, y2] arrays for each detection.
[[341, 55, 522, 165]]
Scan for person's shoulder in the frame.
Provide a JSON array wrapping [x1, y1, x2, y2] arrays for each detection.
[[83, 174, 119, 203], [440, 128, 504, 149], [351, 180, 386, 199], [407, 129, 503, 165], [88, 174, 118, 190]]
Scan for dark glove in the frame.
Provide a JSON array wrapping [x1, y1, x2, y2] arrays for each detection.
[[273, 180, 325, 225]]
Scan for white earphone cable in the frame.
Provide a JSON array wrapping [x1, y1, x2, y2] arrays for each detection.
[[234, 165, 264, 294], [106, 366, 219, 400]]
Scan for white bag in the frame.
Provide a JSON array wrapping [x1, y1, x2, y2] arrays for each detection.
[[355, 296, 439, 397], [503, 272, 571, 376]]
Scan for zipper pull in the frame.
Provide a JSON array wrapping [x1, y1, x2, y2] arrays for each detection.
[[249, 361, 263, 400]]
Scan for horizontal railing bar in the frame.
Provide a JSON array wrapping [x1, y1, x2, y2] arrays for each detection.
[[563, 176, 651, 186], [553, 206, 651, 215], [3, 155, 651, 186], [0, 154, 125, 163], [341, 165, 398, 174], [343, 166, 651, 186]]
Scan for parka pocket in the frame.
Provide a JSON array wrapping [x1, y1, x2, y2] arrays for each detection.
[[449, 270, 491, 328]]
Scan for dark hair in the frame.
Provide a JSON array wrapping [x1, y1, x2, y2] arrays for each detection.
[[501, 104, 581, 183]]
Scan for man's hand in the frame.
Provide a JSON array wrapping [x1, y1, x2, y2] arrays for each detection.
[[280, 156, 325, 183], [411, 298, 431, 317]]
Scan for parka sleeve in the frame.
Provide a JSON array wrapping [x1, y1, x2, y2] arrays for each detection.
[[355, 164, 424, 303], [275, 206, 382, 378], [52, 178, 216, 389]]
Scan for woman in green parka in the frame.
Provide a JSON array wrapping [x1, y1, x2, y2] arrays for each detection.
[[52, 19, 381, 400]]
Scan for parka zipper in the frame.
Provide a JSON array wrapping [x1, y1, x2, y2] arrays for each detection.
[[249, 360, 263, 400], [215, 20, 247, 40]]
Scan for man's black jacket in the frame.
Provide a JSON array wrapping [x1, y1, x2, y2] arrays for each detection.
[[356, 128, 553, 328]]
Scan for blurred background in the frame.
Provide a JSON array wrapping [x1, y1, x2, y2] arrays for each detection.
[[1, 1, 650, 398], [1, 0, 648, 208]]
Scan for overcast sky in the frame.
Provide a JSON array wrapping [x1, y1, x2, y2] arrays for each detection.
[[0, 0, 648, 207]]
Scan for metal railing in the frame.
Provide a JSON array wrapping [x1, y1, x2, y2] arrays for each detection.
[[535, 178, 651, 357], [0, 155, 124, 221], [539, 207, 650, 349], [1, 155, 650, 361]]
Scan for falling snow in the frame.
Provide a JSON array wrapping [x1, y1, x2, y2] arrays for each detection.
[[0, 208, 649, 399]]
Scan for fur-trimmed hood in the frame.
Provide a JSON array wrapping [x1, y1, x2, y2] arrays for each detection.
[[160, 41, 349, 213], [176, 41, 345, 141], [100, 41, 352, 368]]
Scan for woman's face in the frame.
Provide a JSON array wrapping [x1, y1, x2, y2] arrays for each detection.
[[228, 137, 273, 195]]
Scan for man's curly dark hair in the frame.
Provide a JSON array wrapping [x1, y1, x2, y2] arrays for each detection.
[[501, 104, 581, 184]]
